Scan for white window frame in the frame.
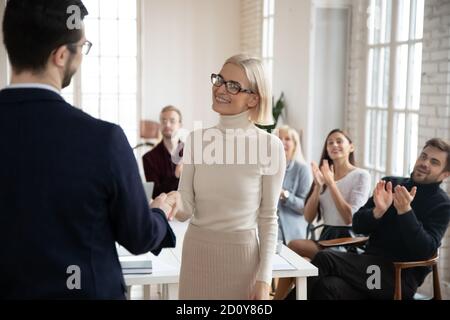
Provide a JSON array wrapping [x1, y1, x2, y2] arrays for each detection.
[[262, 0, 275, 81], [63, 0, 142, 148], [363, 0, 424, 182]]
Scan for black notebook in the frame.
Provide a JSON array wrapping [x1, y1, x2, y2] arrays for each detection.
[[120, 260, 153, 274]]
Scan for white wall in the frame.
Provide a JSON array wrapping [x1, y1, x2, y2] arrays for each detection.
[[311, 6, 351, 162], [140, 0, 241, 132], [273, 0, 314, 160], [273, 0, 352, 162]]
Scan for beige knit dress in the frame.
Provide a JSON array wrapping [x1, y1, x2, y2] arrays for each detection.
[[177, 110, 286, 299]]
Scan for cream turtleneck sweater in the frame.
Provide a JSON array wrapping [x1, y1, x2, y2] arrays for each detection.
[[177, 110, 286, 284]]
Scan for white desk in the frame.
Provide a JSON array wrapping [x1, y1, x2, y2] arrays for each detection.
[[273, 244, 318, 300], [121, 248, 180, 300], [121, 221, 318, 300]]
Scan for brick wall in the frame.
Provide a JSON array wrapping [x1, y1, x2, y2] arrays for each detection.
[[240, 0, 263, 56], [346, 0, 368, 163], [419, 0, 450, 192], [418, 0, 450, 299], [346, 0, 450, 299]]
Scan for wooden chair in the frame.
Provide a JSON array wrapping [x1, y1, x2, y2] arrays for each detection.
[[393, 252, 441, 300], [317, 237, 442, 300], [133, 120, 160, 150]]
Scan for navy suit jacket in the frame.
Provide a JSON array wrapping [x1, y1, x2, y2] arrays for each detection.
[[0, 88, 176, 299]]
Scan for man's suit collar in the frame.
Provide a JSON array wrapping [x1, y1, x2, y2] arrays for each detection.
[[0, 87, 66, 104]]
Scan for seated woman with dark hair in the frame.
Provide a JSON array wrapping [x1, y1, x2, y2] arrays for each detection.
[[274, 129, 371, 300]]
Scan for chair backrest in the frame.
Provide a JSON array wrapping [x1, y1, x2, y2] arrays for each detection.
[[306, 222, 324, 241], [393, 251, 441, 300]]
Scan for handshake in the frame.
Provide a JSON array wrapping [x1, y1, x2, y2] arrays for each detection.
[[150, 191, 181, 221]]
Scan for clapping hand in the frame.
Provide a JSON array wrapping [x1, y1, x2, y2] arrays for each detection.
[[320, 160, 335, 186], [393, 185, 417, 215], [311, 161, 325, 188], [372, 180, 393, 219], [175, 162, 184, 179]]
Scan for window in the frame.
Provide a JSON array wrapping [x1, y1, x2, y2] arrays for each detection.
[[364, 0, 424, 182], [62, 0, 139, 148], [262, 0, 275, 81]]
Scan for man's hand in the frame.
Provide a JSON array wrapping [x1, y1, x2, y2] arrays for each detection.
[[175, 162, 183, 179], [373, 180, 393, 219], [150, 193, 173, 218], [393, 185, 417, 215], [250, 281, 270, 300]]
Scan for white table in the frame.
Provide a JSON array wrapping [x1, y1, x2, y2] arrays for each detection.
[[272, 244, 318, 300], [121, 248, 180, 300], [121, 221, 318, 300]]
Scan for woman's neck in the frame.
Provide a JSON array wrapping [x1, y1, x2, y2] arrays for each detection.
[[332, 158, 355, 180], [217, 110, 253, 130]]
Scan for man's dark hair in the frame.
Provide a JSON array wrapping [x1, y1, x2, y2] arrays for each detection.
[[2, 0, 88, 73], [424, 138, 450, 172]]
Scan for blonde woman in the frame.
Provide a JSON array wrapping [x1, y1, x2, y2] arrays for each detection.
[[274, 126, 312, 244], [174, 54, 286, 300]]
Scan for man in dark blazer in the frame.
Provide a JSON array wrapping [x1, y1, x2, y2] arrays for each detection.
[[0, 0, 177, 299]]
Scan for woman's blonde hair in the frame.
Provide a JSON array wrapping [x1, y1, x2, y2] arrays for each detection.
[[274, 125, 305, 163], [224, 54, 273, 125]]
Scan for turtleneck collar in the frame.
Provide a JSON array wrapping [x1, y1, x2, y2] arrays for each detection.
[[407, 174, 443, 194], [217, 110, 253, 131]]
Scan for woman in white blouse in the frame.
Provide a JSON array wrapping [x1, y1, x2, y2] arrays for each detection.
[[274, 129, 371, 300], [175, 54, 286, 300]]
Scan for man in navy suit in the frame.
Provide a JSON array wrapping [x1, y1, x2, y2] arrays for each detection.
[[0, 0, 177, 299]]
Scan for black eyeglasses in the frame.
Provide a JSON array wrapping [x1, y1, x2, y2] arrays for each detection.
[[67, 40, 93, 55], [211, 73, 254, 95]]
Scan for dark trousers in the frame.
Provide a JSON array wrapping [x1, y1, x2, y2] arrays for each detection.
[[305, 250, 417, 300]]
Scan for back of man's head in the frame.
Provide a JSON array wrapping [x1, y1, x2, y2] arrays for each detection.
[[2, 0, 88, 73]]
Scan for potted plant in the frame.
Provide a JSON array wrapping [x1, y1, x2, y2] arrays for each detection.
[[256, 92, 285, 133]]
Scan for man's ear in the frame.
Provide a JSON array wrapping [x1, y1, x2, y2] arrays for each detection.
[[247, 94, 259, 108], [442, 171, 450, 180], [51, 45, 70, 68]]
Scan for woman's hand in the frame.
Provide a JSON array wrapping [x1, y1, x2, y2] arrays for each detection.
[[311, 161, 325, 188], [250, 281, 271, 300], [320, 159, 335, 186]]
